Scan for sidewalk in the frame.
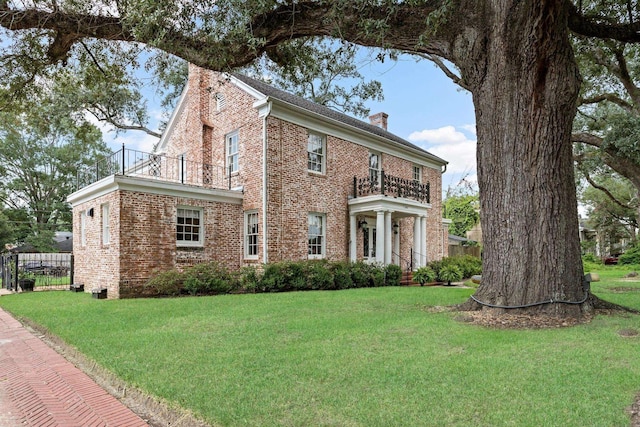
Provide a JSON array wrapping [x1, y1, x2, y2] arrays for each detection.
[[0, 306, 148, 426]]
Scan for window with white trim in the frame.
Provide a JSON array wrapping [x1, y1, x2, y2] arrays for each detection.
[[101, 203, 110, 246], [308, 213, 326, 258], [244, 211, 259, 259], [307, 132, 326, 173], [226, 131, 239, 173], [413, 165, 422, 183], [80, 211, 87, 247], [177, 207, 203, 246], [369, 152, 381, 183]]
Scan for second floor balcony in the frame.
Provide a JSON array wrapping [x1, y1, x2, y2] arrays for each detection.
[[353, 170, 430, 204], [76, 146, 231, 190]]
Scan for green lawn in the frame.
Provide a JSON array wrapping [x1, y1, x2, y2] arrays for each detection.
[[1, 266, 640, 426]]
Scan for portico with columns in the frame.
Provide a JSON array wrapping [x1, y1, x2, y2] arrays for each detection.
[[348, 194, 431, 270]]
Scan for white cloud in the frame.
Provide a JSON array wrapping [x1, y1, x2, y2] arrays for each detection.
[[408, 125, 468, 145], [408, 125, 477, 175], [460, 124, 476, 136]]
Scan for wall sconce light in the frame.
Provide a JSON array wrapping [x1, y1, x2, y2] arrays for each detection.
[[393, 222, 399, 234], [358, 218, 368, 230], [87, 208, 94, 217]]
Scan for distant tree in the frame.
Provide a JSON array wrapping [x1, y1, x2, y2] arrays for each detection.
[[444, 194, 480, 238], [0, 93, 110, 244], [247, 39, 384, 118]]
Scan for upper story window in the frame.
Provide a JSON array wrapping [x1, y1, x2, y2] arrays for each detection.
[[244, 211, 259, 259], [307, 132, 326, 174], [226, 131, 239, 173], [413, 165, 422, 183], [177, 206, 204, 247], [101, 203, 110, 246], [215, 93, 226, 111], [308, 212, 326, 259], [369, 152, 381, 183]]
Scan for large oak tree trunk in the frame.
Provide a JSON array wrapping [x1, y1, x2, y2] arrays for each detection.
[[461, 1, 588, 317]]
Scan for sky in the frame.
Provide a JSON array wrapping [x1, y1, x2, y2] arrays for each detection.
[[100, 52, 478, 193]]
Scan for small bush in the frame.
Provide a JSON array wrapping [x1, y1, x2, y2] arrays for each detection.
[[331, 261, 354, 289], [306, 260, 334, 290], [385, 264, 402, 286], [619, 245, 640, 265], [144, 269, 184, 297], [350, 261, 373, 288], [582, 253, 602, 265], [183, 262, 237, 295], [438, 265, 463, 285], [239, 266, 262, 293], [371, 264, 386, 287], [413, 266, 436, 285]]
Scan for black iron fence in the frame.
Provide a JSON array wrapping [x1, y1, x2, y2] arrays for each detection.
[[1, 253, 73, 291], [77, 146, 231, 190], [353, 170, 430, 203]]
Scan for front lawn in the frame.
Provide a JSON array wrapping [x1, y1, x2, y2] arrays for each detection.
[[1, 266, 640, 426]]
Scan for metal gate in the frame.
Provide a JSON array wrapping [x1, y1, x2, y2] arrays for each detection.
[[1, 253, 73, 291]]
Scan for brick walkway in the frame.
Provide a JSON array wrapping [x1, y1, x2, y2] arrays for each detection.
[[0, 307, 148, 427]]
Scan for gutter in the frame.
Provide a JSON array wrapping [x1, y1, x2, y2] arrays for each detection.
[[262, 102, 271, 264]]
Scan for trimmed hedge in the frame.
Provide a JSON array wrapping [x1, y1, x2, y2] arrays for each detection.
[[143, 260, 404, 297], [141, 255, 484, 297]]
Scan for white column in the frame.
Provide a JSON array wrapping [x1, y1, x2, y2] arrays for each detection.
[[384, 211, 392, 265], [413, 216, 421, 269], [376, 210, 385, 264], [420, 216, 428, 266], [349, 214, 357, 262], [393, 222, 400, 265]]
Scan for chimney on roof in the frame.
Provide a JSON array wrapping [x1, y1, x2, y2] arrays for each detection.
[[369, 112, 388, 131]]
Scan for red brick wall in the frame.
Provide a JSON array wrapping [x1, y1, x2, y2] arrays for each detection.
[[72, 188, 242, 298]]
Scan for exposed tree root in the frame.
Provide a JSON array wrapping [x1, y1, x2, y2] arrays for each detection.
[[451, 293, 638, 329]]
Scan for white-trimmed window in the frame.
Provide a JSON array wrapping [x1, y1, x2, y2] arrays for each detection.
[[226, 131, 239, 173], [80, 211, 87, 247], [101, 203, 110, 246], [177, 207, 203, 246], [244, 211, 259, 259], [413, 165, 422, 183], [308, 213, 326, 258], [307, 132, 326, 173], [369, 152, 381, 183]]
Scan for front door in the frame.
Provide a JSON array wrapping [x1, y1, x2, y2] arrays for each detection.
[[363, 225, 377, 262]]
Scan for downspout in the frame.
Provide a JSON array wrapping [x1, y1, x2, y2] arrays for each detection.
[[262, 102, 271, 264]]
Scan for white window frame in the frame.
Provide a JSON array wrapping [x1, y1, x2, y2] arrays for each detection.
[[369, 152, 381, 183], [244, 211, 259, 259], [226, 131, 239, 173], [307, 131, 326, 174], [176, 206, 204, 247], [80, 211, 87, 247], [413, 165, 422, 183], [101, 203, 110, 246], [308, 212, 326, 259]]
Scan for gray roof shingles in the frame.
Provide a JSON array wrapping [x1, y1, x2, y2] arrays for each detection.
[[232, 73, 447, 166]]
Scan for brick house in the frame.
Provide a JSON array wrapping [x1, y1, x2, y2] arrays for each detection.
[[68, 65, 449, 298]]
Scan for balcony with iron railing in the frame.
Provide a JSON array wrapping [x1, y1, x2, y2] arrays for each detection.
[[353, 170, 430, 203], [76, 146, 232, 190]]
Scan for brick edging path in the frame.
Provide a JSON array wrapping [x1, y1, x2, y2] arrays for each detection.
[[0, 307, 149, 427]]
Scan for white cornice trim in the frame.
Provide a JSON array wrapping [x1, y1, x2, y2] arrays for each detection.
[[67, 175, 243, 206], [348, 194, 432, 217], [267, 98, 446, 169]]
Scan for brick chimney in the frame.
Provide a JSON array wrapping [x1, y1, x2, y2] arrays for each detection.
[[369, 112, 388, 130]]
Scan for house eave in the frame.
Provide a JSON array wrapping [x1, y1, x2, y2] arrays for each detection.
[[67, 175, 243, 207]]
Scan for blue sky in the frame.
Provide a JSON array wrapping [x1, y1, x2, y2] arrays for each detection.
[[101, 52, 478, 192]]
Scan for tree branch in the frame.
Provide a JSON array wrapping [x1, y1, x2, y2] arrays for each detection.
[[568, 3, 640, 42], [87, 107, 161, 138], [415, 53, 470, 91], [579, 93, 633, 111], [579, 165, 631, 210]]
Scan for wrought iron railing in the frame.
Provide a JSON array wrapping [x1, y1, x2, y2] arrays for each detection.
[[353, 170, 430, 203], [77, 146, 231, 190]]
